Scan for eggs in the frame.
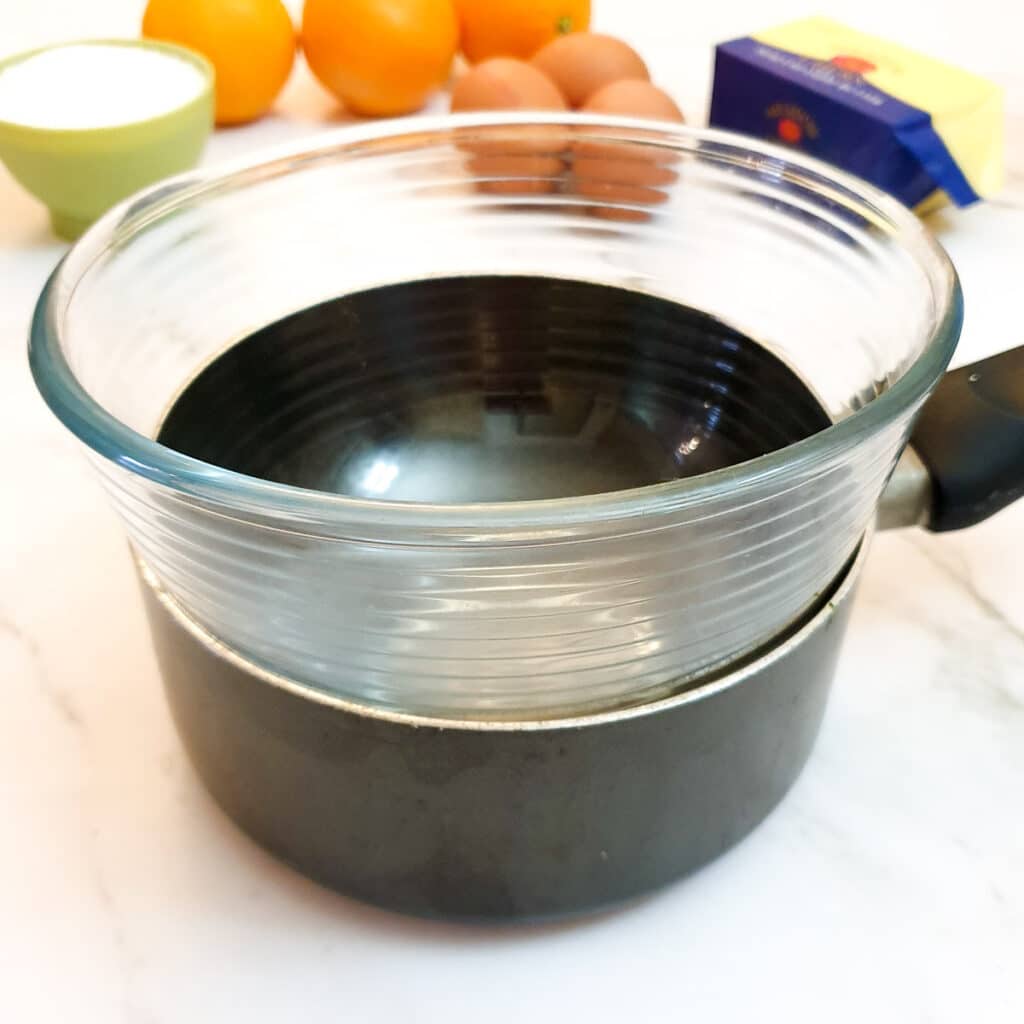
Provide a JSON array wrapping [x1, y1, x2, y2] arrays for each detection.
[[573, 78, 685, 161], [572, 80, 685, 220], [448, 37, 687, 210], [450, 57, 566, 115], [531, 33, 648, 108], [451, 58, 568, 193], [580, 77, 684, 121]]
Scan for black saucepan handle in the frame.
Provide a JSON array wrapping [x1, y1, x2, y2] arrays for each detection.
[[910, 345, 1024, 531]]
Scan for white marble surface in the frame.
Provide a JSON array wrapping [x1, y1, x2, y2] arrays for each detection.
[[2, 1, 1023, 1021]]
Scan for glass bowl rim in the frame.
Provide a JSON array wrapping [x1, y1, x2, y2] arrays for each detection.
[[29, 112, 962, 530]]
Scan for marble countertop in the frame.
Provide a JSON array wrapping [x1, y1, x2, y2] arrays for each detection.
[[2, 1, 1022, 1021]]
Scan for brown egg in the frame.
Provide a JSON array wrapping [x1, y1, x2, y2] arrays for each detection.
[[581, 78, 684, 121], [451, 58, 569, 193], [531, 33, 649, 108], [573, 80, 684, 161], [572, 79, 685, 220], [450, 58, 567, 115]]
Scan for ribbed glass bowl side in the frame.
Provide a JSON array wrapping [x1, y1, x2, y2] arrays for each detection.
[[30, 117, 959, 718]]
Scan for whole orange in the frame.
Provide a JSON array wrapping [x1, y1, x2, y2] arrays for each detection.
[[302, 0, 459, 117], [454, 0, 590, 63], [142, 0, 296, 125]]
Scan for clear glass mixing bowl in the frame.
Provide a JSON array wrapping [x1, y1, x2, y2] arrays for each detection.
[[29, 114, 961, 719]]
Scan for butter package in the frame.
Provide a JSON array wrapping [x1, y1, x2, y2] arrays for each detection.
[[709, 17, 1003, 210]]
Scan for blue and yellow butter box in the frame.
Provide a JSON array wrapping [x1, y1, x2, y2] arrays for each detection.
[[709, 18, 1003, 210]]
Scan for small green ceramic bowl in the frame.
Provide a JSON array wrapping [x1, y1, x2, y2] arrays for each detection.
[[0, 39, 213, 239]]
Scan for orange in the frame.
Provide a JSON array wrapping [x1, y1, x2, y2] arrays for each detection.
[[454, 0, 590, 63], [142, 0, 296, 125], [302, 0, 458, 117]]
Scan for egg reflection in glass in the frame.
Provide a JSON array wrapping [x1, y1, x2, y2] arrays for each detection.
[[572, 79, 685, 221], [451, 57, 569, 195]]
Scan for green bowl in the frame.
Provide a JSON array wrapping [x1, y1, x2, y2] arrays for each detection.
[[0, 39, 214, 239]]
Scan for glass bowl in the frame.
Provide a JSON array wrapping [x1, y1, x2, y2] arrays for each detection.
[[29, 113, 961, 719]]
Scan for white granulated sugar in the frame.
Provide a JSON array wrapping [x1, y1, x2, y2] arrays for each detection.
[[0, 44, 206, 130]]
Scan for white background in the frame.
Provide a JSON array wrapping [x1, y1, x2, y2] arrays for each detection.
[[2, 1, 1023, 1021]]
